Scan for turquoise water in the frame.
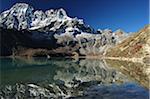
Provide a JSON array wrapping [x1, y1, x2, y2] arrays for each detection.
[[0, 58, 59, 85], [0, 57, 149, 98]]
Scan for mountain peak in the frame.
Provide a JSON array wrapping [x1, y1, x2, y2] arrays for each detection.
[[114, 29, 125, 33], [57, 8, 67, 18], [114, 29, 126, 37], [10, 3, 34, 14], [139, 24, 150, 33], [12, 3, 31, 8], [0, 3, 34, 30], [0, 3, 74, 30]]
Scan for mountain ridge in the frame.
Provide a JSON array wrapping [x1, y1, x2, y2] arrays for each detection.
[[0, 3, 132, 57], [106, 25, 150, 60]]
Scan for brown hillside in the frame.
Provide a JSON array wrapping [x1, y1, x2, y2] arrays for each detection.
[[106, 25, 150, 58]]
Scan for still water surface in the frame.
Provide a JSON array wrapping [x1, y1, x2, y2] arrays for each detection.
[[0, 57, 149, 99]]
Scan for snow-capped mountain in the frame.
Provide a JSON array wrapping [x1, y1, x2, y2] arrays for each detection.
[[0, 3, 34, 30], [0, 3, 127, 56], [0, 3, 92, 33]]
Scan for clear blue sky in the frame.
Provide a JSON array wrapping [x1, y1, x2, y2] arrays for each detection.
[[0, 0, 149, 32]]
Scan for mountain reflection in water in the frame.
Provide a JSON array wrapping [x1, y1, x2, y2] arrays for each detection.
[[0, 57, 149, 99]]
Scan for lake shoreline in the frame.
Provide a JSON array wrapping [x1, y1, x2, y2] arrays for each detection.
[[1, 55, 149, 64]]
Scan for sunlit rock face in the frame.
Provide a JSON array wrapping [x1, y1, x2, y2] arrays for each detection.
[[0, 3, 91, 33], [0, 3, 34, 30], [106, 25, 150, 58], [114, 29, 127, 43]]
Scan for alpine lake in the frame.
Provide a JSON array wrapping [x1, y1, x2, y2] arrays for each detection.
[[0, 57, 149, 99]]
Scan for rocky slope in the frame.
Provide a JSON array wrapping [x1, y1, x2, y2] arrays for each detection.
[[106, 25, 150, 60], [0, 3, 127, 57]]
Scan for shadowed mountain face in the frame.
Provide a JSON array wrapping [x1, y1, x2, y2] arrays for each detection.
[[0, 28, 57, 56], [106, 25, 150, 59], [0, 3, 128, 56]]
